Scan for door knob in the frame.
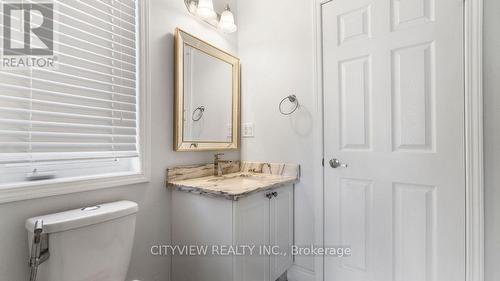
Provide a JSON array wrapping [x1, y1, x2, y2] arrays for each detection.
[[329, 159, 348, 169]]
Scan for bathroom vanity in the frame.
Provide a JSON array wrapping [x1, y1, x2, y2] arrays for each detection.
[[170, 29, 297, 281], [167, 162, 299, 281]]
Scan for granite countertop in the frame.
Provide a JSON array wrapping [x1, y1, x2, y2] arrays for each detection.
[[166, 162, 300, 201]]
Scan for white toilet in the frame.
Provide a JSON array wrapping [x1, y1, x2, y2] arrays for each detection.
[[25, 201, 139, 281]]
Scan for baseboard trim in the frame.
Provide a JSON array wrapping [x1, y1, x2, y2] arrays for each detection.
[[287, 265, 315, 281]]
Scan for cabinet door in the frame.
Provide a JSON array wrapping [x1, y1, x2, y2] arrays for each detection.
[[171, 192, 234, 281], [270, 185, 294, 280], [234, 192, 270, 281]]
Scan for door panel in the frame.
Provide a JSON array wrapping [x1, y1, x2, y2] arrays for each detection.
[[338, 6, 371, 45], [393, 183, 436, 281], [392, 42, 435, 152], [339, 179, 372, 272], [321, 0, 464, 280], [339, 56, 371, 150], [391, 0, 434, 30]]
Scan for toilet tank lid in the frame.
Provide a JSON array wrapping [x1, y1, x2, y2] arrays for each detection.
[[25, 201, 139, 234]]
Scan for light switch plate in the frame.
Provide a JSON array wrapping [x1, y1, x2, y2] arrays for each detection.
[[242, 122, 255, 138]]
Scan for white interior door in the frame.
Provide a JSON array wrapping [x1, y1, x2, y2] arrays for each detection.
[[321, 0, 465, 280]]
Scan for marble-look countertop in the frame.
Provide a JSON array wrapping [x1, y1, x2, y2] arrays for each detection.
[[166, 162, 299, 201]]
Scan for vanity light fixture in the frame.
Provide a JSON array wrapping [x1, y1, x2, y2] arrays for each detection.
[[187, 1, 198, 13], [196, 0, 217, 20], [218, 5, 237, 33], [184, 0, 238, 33]]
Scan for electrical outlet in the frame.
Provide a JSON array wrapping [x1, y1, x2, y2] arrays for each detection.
[[242, 122, 255, 138]]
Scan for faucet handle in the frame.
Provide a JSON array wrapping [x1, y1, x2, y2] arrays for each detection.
[[214, 153, 224, 160]]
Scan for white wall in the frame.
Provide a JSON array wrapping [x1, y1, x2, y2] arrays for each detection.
[[0, 0, 238, 280], [237, 0, 317, 278], [484, 0, 500, 280]]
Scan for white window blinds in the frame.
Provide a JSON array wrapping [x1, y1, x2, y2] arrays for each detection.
[[0, 0, 140, 182]]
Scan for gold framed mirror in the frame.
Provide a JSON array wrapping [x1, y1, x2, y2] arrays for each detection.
[[174, 28, 240, 151]]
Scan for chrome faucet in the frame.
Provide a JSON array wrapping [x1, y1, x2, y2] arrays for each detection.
[[214, 153, 233, 176]]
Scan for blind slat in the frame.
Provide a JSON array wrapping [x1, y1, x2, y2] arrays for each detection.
[[80, 0, 137, 20], [114, 0, 136, 10], [1, 35, 136, 66], [0, 119, 138, 132], [0, 142, 137, 147], [0, 95, 136, 115], [0, 151, 139, 164], [55, 9, 136, 44], [57, 23, 136, 54], [0, 130, 137, 140], [66, 0, 136, 29], [0, 68, 136, 94], [55, 62, 136, 84], [0, 22, 136, 56], [0, 107, 137, 124], [0, 84, 137, 107], [55, 30, 136, 60], [0, 71, 137, 99], [55, 53, 136, 78], [58, 1, 136, 36], [57, 45, 136, 71], [1, 36, 137, 71]]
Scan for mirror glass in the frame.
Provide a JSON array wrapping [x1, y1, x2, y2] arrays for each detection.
[[182, 45, 233, 142], [174, 28, 240, 151]]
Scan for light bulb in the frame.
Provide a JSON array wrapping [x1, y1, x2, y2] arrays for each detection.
[[218, 5, 237, 33], [196, 0, 216, 20], [188, 0, 197, 13]]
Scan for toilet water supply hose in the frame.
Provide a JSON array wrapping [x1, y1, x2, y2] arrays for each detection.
[[29, 220, 47, 281]]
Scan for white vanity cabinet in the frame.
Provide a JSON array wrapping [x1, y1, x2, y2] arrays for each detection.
[[171, 185, 294, 281]]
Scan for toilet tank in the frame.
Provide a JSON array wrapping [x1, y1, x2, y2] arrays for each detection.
[[25, 201, 139, 281]]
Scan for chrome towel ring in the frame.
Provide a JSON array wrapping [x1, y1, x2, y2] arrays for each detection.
[[279, 95, 299, 115], [192, 106, 205, 121]]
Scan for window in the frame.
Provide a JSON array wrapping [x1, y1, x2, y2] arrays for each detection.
[[0, 0, 149, 196]]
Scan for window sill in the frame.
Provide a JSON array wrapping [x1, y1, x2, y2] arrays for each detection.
[[0, 172, 150, 204]]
